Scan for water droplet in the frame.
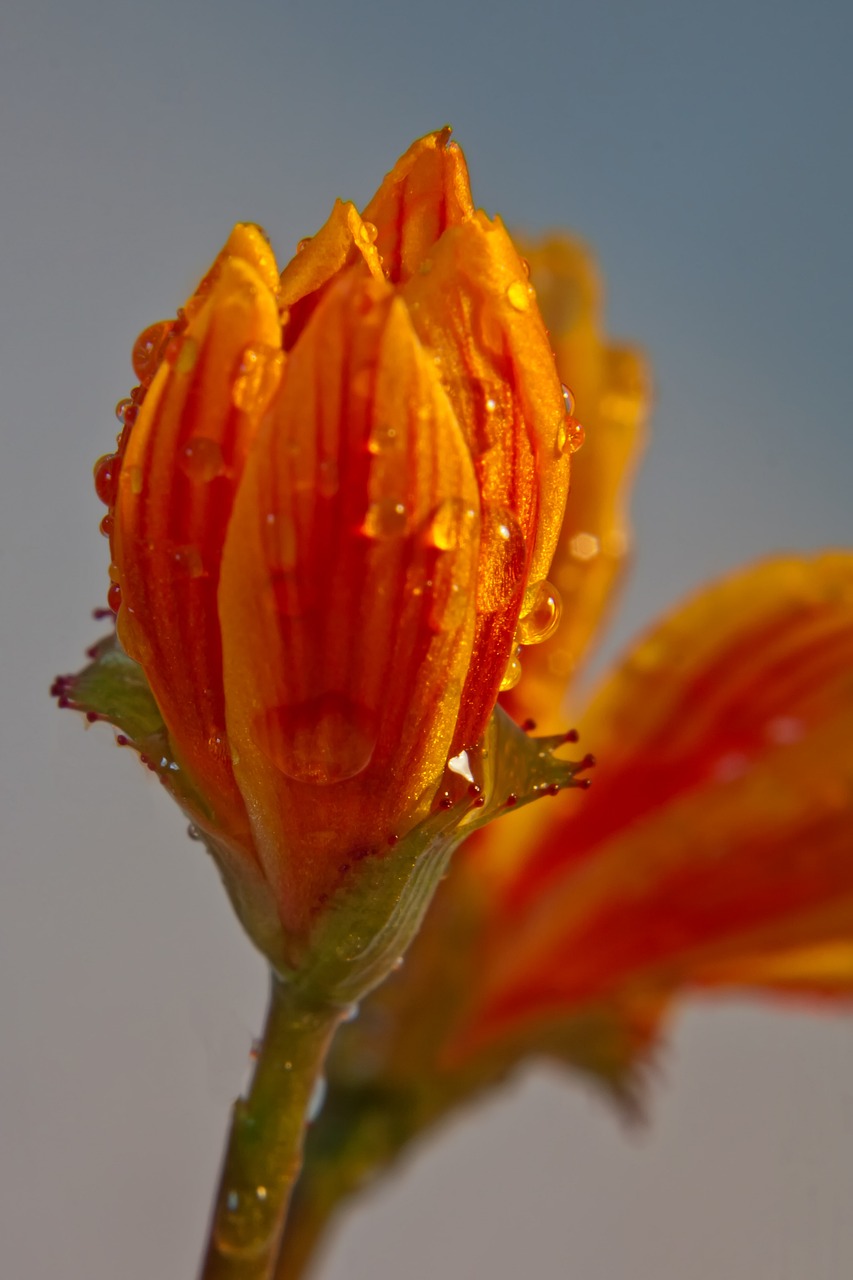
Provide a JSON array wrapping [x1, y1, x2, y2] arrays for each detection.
[[520, 257, 532, 279], [517, 579, 562, 645], [367, 423, 398, 454], [179, 436, 225, 483], [363, 497, 408, 539], [115, 397, 133, 424], [256, 693, 377, 785], [429, 578, 468, 632], [317, 457, 339, 498], [569, 531, 600, 561], [99, 512, 114, 538], [506, 281, 531, 312], [484, 396, 497, 414], [173, 545, 205, 578], [94, 453, 120, 506], [255, 1186, 267, 1202], [391, 956, 404, 972], [428, 498, 479, 551], [557, 415, 585, 456], [477, 506, 526, 611], [561, 384, 575, 416], [132, 320, 174, 383], [107, 581, 122, 613], [500, 649, 522, 691], [296, 236, 312, 253], [308, 1075, 327, 1122], [232, 343, 284, 415], [208, 733, 229, 760], [187, 824, 202, 841], [358, 220, 378, 246]]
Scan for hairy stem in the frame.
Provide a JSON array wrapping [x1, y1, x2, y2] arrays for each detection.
[[198, 973, 343, 1280]]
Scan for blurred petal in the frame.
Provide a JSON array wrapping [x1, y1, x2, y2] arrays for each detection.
[[401, 214, 571, 749], [362, 127, 474, 282], [504, 237, 651, 732], [457, 553, 853, 1049], [114, 254, 283, 843], [219, 273, 481, 936]]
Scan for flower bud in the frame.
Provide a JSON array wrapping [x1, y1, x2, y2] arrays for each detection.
[[81, 131, 575, 963]]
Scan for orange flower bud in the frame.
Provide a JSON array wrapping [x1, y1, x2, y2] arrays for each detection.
[[92, 131, 573, 946]]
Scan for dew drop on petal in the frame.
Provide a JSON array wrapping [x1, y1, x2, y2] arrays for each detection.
[[517, 579, 562, 645], [428, 498, 479, 552], [363, 497, 408, 539], [232, 343, 284, 415], [132, 321, 174, 383], [367, 423, 398, 454], [173, 544, 206, 579], [557, 415, 585, 456], [477, 506, 526, 611], [506, 281, 531, 311], [255, 694, 378, 785], [179, 436, 225, 483], [317, 457, 339, 498], [499, 649, 522, 691], [115, 397, 134, 425], [107, 581, 122, 613], [94, 454, 120, 506], [561, 384, 575, 416]]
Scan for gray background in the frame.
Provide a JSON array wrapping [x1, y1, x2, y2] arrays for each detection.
[[2, 0, 852, 1276]]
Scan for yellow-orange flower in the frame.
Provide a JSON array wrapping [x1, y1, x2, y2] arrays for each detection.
[[297, 235, 853, 1160], [89, 131, 575, 943]]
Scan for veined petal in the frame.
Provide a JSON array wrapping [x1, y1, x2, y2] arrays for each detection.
[[456, 553, 853, 1049], [219, 273, 481, 938], [504, 237, 650, 732], [279, 199, 385, 349], [113, 255, 283, 844], [362, 127, 474, 282], [401, 214, 571, 749]]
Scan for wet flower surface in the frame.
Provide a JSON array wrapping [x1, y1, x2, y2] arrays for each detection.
[[85, 131, 579, 949], [273, 234, 853, 1280]]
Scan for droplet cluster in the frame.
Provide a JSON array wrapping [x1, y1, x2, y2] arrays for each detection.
[[94, 317, 180, 612]]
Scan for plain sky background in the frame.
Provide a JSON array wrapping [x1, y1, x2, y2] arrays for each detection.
[[1, 1, 852, 1277]]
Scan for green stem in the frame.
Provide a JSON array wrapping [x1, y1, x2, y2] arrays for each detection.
[[198, 973, 343, 1280]]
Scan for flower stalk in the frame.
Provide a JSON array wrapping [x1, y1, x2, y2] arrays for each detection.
[[199, 974, 345, 1280]]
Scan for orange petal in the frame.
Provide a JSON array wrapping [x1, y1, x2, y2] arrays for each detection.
[[401, 214, 571, 750], [458, 553, 853, 1049], [113, 254, 283, 845], [218, 272, 481, 938], [362, 127, 474, 283], [503, 237, 651, 732], [279, 199, 385, 349]]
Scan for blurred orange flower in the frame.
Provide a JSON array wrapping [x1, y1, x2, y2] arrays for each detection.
[[315, 235, 853, 1112], [87, 131, 577, 945]]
